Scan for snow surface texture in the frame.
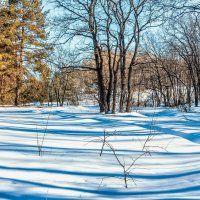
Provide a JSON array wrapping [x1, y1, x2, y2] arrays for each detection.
[[0, 106, 200, 199]]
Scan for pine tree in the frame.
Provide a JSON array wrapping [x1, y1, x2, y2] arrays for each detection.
[[0, 3, 19, 104], [14, 0, 49, 105], [0, 0, 50, 105]]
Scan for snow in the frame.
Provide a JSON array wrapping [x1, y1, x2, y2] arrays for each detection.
[[0, 106, 200, 199]]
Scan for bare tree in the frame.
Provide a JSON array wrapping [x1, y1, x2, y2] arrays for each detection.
[[50, 0, 165, 113], [168, 14, 200, 107]]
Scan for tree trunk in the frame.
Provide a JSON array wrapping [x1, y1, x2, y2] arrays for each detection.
[[112, 74, 118, 114], [96, 67, 107, 113], [126, 65, 133, 112], [119, 63, 126, 112]]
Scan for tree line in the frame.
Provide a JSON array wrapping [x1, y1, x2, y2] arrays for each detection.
[[1, 0, 200, 113]]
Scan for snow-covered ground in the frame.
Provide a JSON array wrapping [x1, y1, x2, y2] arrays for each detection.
[[0, 106, 200, 199]]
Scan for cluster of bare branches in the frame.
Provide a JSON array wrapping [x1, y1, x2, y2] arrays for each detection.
[[90, 119, 168, 188], [99, 135, 149, 188]]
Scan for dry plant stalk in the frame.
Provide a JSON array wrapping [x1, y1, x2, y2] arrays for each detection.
[[99, 131, 151, 188], [36, 110, 51, 156], [97, 116, 167, 188]]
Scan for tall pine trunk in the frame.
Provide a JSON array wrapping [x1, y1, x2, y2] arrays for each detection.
[[15, 25, 25, 106]]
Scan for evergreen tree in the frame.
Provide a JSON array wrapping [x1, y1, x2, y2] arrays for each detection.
[[14, 0, 49, 105], [0, 3, 18, 104], [0, 0, 50, 105]]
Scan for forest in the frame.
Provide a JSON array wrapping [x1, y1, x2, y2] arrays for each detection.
[[0, 0, 200, 113]]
